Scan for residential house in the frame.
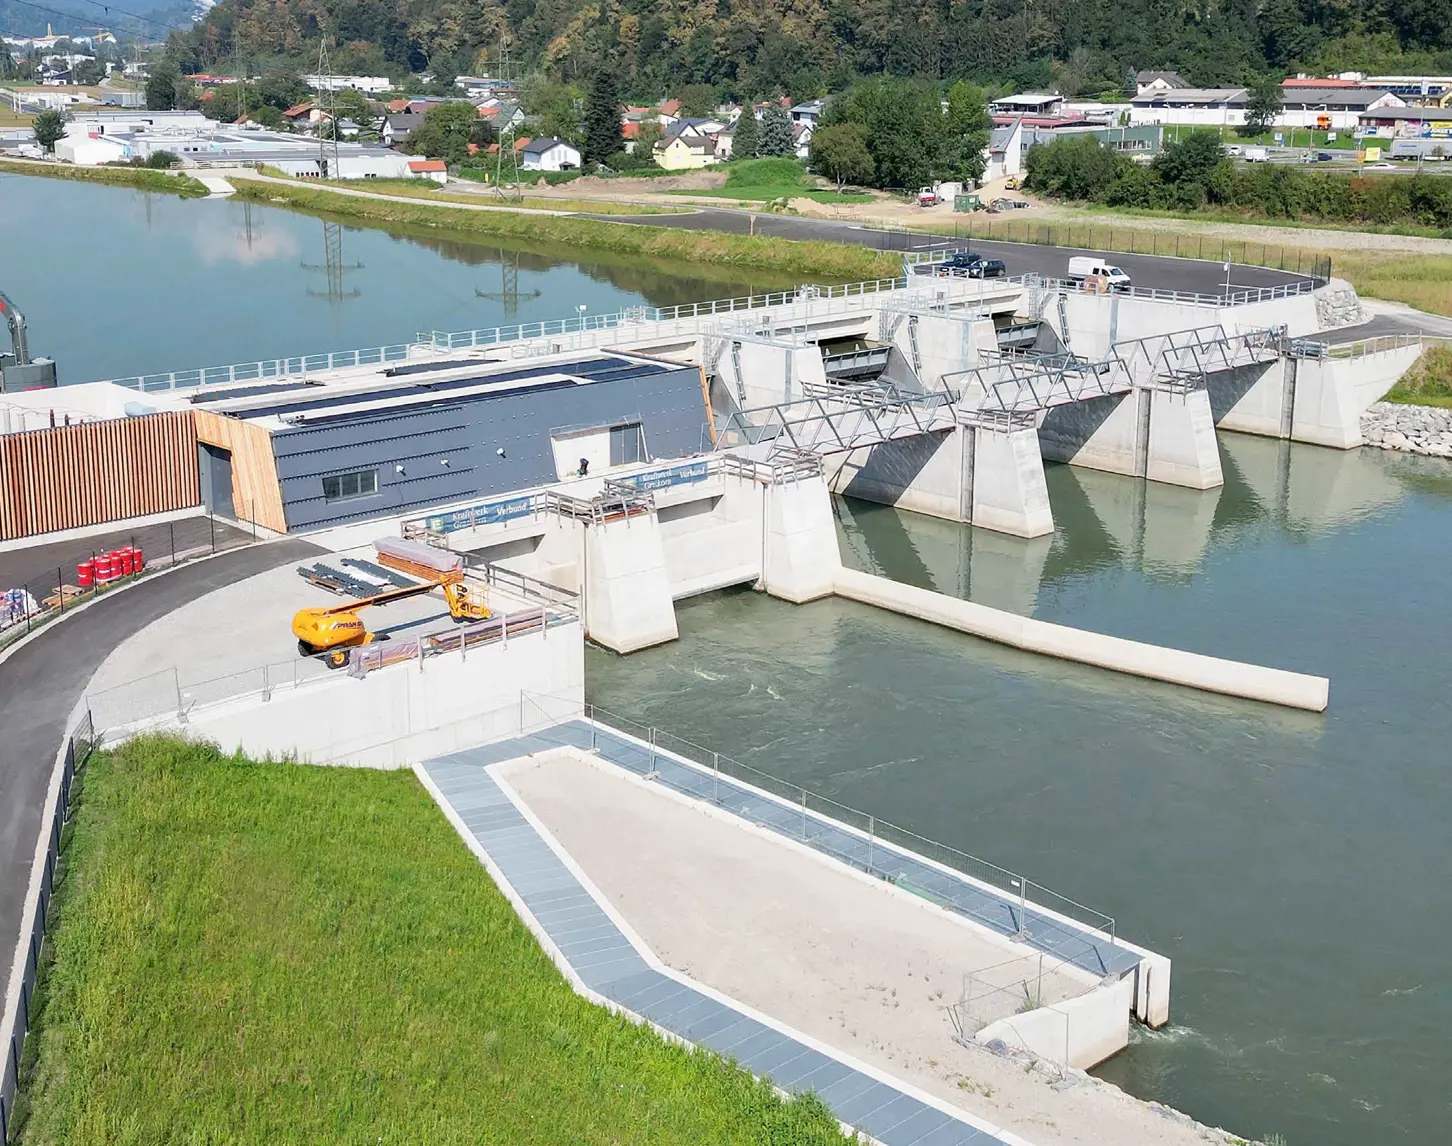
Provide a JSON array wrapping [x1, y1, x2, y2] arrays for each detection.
[[1135, 70, 1188, 96], [982, 117, 1024, 182], [520, 137, 581, 171], [407, 158, 449, 183], [282, 102, 316, 126], [790, 99, 825, 126], [655, 134, 716, 170], [382, 111, 424, 147], [476, 99, 525, 134], [791, 121, 813, 159], [656, 98, 681, 128]]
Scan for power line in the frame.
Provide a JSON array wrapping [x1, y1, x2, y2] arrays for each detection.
[[1, 0, 191, 36]]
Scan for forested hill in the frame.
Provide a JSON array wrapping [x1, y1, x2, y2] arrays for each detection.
[[175, 0, 1452, 98]]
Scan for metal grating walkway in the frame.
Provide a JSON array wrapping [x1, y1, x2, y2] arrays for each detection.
[[422, 745, 1021, 1146]]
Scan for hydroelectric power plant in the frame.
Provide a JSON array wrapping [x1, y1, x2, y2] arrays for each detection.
[[0, 239, 1433, 1146]]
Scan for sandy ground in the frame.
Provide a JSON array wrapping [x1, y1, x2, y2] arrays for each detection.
[[504, 751, 1243, 1146]]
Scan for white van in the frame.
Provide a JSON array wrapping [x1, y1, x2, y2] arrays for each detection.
[[1067, 256, 1132, 291]]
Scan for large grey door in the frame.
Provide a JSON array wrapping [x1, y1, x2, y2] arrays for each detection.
[[198, 443, 234, 518]]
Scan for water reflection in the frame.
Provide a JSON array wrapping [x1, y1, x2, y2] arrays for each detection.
[[838, 436, 1452, 616]]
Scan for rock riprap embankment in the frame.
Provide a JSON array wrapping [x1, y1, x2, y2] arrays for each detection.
[[1361, 402, 1452, 458]]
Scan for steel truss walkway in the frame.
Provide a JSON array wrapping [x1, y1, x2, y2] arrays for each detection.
[[715, 384, 962, 460], [954, 325, 1286, 415]]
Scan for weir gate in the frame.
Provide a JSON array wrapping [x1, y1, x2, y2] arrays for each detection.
[[71, 251, 1421, 545]]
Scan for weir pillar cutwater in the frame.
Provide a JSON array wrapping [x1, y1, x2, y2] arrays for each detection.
[[831, 420, 1054, 539], [582, 505, 679, 654]]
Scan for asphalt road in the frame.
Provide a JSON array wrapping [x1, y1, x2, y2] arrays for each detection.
[[0, 538, 321, 1015], [586, 206, 1313, 294], [0, 516, 252, 599]]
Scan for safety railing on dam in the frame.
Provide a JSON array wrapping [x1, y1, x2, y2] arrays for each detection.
[[517, 693, 1130, 978], [1289, 332, 1425, 360]]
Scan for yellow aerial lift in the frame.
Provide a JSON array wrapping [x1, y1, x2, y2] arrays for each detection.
[[292, 569, 491, 666]]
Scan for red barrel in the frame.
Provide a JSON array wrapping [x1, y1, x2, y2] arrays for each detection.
[[95, 552, 113, 584], [133, 547, 144, 573], [119, 547, 134, 576], [76, 559, 94, 589]]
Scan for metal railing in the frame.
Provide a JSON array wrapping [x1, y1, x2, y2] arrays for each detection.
[[111, 343, 412, 393], [0, 708, 93, 1142], [716, 388, 960, 458], [84, 599, 580, 735], [520, 694, 1120, 959], [945, 950, 1094, 1042], [1291, 332, 1424, 360]]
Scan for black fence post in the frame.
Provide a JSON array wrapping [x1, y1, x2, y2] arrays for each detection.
[[209, 513, 216, 553], [169, 519, 176, 565], [56, 567, 63, 614]]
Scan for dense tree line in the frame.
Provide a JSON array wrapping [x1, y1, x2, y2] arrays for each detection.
[[167, 0, 1452, 101], [1025, 132, 1452, 229]]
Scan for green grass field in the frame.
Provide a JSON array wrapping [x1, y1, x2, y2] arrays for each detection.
[[672, 158, 874, 205], [13, 735, 852, 1146], [230, 177, 900, 280], [1384, 345, 1452, 407]]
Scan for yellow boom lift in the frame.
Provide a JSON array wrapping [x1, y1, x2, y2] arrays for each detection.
[[292, 569, 491, 666]]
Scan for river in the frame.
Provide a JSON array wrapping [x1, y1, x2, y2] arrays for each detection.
[[588, 436, 1452, 1146], [0, 174, 796, 384], [8, 172, 1451, 1146]]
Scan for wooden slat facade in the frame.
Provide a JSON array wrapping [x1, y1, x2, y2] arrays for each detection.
[[192, 409, 288, 534], [0, 411, 199, 541]]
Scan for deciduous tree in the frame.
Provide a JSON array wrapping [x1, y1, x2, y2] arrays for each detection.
[[808, 122, 873, 190]]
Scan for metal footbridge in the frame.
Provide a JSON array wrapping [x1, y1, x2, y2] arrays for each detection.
[[714, 325, 1288, 461], [954, 325, 1287, 417]]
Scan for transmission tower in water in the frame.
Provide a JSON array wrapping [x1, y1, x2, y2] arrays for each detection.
[[475, 249, 541, 316]]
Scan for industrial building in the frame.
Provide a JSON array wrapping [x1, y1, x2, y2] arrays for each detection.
[[55, 110, 413, 178]]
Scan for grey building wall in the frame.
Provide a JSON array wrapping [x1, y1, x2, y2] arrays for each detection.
[[270, 363, 708, 530]]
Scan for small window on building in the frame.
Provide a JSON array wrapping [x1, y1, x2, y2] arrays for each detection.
[[322, 468, 378, 502]]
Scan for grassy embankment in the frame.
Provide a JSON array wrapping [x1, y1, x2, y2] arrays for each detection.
[[671, 158, 876, 206], [306, 174, 684, 215], [1383, 344, 1452, 407], [0, 156, 208, 197], [12, 734, 853, 1145], [230, 176, 902, 280]]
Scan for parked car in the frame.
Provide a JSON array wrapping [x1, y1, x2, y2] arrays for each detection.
[[938, 251, 1006, 278], [917, 186, 940, 207], [1067, 256, 1132, 291]]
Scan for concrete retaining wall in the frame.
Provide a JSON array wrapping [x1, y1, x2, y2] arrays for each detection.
[[833, 567, 1329, 711], [113, 625, 586, 767], [975, 975, 1135, 1070]]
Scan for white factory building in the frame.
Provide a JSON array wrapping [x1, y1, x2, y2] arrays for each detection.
[[55, 110, 412, 178]]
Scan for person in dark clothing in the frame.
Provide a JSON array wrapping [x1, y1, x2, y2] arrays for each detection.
[[578, 457, 590, 476]]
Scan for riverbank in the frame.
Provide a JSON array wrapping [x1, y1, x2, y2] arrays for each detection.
[[0, 157, 207, 198], [1362, 402, 1452, 454], [228, 177, 903, 281], [12, 734, 851, 1145]]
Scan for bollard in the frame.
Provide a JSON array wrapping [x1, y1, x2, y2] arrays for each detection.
[[867, 815, 875, 874], [712, 751, 720, 805]]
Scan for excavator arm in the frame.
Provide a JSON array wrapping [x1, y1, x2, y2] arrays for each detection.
[[292, 568, 488, 665], [0, 290, 30, 366]]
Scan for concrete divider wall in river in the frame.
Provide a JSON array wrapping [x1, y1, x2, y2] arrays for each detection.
[[832, 567, 1330, 712]]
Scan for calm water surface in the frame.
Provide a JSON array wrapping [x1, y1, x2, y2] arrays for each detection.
[[0, 174, 793, 384], [588, 436, 1452, 1146]]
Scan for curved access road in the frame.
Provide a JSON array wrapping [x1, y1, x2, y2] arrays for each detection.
[[0, 538, 322, 1014], [585, 205, 1315, 296]]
